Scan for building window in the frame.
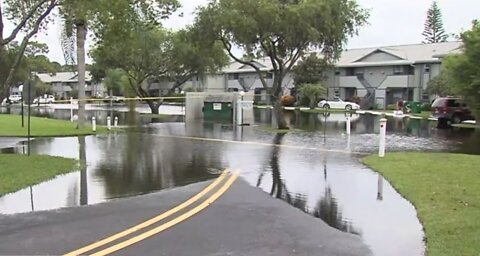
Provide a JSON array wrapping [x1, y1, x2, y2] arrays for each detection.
[[346, 68, 355, 76], [393, 66, 403, 75], [424, 64, 431, 73], [407, 66, 415, 75], [335, 69, 341, 76], [265, 72, 273, 79], [228, 73, 240, 80]]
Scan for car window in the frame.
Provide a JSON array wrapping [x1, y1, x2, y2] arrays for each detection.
[[432, 99, 446, 107], [446, 100, 460, 107]]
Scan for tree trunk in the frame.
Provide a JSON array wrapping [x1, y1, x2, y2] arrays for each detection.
[[272, 97, 288, 129], [146, 100, 160, 114], [76, 21, 86, 129]]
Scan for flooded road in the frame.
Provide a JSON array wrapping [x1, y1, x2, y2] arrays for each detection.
[[1, 107, 479, 256]]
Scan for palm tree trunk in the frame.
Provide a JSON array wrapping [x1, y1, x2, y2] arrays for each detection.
[[76, 20, 86, 129]]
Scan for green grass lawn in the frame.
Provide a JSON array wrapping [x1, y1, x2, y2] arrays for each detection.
[[363, 153, 480, 256], [299, 108, 356, 114], [0, 114, 108, 137], [0, 154, 78, 196], [451, 123, 480, 129], [139, 113, 171, 118], [411, 111, 432, 119]]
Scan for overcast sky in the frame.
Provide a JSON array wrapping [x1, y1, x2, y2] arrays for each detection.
[[4, 0, 480, 64]]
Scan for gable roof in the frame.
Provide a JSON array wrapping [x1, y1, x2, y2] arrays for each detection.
[[220, 42, 463, 73], [353, 48, 406, 63], [336, 41, 462, 67], [222, 58, 273, 74], [36, 72, 94, 83]]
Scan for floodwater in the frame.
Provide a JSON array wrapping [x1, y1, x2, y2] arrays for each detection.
[[1, 106, 479, 256]]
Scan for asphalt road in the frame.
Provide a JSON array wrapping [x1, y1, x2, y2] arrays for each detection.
[[0, 177, 372, 256]]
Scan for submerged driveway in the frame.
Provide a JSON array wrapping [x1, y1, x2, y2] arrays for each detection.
[[0, 173, 371, 256]]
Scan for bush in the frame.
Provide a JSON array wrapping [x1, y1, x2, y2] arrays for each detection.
[[348, 96, 361, 105], [422, 103, 432, 111], [281, 95, 295, 106], [386, 104, 397, 110]]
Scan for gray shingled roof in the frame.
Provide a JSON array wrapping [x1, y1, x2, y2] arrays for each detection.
[[336, 41, 462, 67], [36, 72, 93, 83], [222, 42, 462, 73]]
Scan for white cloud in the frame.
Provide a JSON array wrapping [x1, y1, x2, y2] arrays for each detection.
[[3, 0, 479, 64]]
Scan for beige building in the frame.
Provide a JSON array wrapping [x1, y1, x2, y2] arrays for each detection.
[[36, 72, 106, 99], [150, 42, 462, 109]]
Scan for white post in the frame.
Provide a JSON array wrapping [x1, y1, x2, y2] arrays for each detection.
[[92, 117, 97, 132], [379, 118, 387, 157], [237, 91, 245, 125], [107, 116, 112, 130], [346, 116, 351, 135], [70, 97, 74, 122], [114, 116, 118, 127], [236, 99, 243, 125]]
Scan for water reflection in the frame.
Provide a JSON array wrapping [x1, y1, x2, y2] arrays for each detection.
[[1, 108, 479, 256], [258, 133, 361, 236], [79, 136, 88, 205]]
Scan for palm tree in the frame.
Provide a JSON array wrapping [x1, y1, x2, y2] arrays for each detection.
[[60, 1, 87, 128]]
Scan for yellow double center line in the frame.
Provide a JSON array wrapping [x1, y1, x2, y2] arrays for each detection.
[[64, 170, 239, 256]]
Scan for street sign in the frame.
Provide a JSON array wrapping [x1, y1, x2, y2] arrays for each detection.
[[241, 100, 253, 110]]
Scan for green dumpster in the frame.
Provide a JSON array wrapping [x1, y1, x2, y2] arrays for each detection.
[[203, 95, 234, 122], [403, 101, 422, 114]]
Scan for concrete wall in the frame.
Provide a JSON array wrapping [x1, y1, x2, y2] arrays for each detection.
[[360, 66, 392, 87], [185, 92, 254, 124]]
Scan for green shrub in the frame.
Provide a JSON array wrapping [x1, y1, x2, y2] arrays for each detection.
[[422, 103, 432, 111], [386, 104, 397, 110]]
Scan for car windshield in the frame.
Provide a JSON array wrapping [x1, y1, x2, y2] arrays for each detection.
[[432, 99, 446, 107]]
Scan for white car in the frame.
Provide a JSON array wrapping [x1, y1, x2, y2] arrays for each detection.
[[8, 94, 22, 103], [318, 98, 360, 110], [33, 95, 55, 104]]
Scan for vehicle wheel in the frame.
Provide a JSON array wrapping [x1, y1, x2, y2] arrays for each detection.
[[345, 105, 352, 111], [323, 104, 330, 110], [452, 114, 462, 124]]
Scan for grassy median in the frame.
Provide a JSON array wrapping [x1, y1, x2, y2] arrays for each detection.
[[0, 114, 107, 137], [363, 153, 480, 256], [0, 154, 78, 196]]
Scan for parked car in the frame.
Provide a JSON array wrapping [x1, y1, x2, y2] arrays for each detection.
[[318, 97, 360, 110], [104, 96, 126, 103], [33, 95, 55, 104], [431, 97, 475, 124], [7, 94, 22, 104]]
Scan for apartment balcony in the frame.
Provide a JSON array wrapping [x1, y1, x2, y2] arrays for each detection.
[[380, 75, 415, 88], [338, 76, 364, 88]]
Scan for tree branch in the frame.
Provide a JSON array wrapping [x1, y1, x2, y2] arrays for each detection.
[[1, 0, 57, 99], [2, 0, 55, 46], [221, 38, 269, 90]]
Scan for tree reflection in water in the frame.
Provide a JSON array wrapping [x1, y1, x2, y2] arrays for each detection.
[[79, 136, 88, 205], [93, 124, 222, 198], [258, 133, 361, 236]]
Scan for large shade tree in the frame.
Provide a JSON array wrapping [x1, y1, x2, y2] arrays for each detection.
[[59, 0, 179, 128], [0, 0, 58, 103], [193, 0, 368, 129], [92, 21, 228, 114], [443, 20, 480, 119]]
